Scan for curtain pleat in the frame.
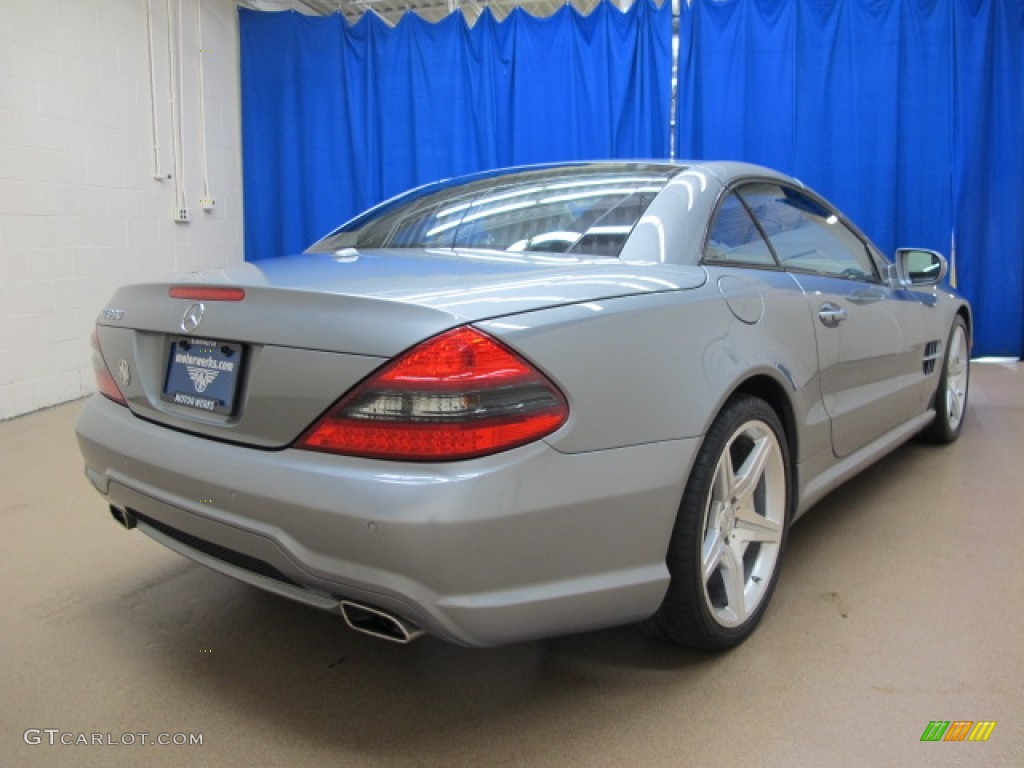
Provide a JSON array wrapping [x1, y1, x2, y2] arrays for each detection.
[[677, 0, 1023, 357], [240, 0, 1021, 356], [239, 1, 672, 263]]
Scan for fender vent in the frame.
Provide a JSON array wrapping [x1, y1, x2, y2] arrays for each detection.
[[922, 341, 941, 375]]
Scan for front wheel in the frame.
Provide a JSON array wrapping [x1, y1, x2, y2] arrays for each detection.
[[920, 316, 970, 444], [644, 395, 792, 650]]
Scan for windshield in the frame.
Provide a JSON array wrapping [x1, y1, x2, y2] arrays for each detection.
[[308, 164, 677, 258]]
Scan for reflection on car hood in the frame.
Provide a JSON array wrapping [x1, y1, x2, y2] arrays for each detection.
[[190, 249, 707, 323]]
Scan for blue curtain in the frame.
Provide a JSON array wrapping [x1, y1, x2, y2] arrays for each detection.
[[677, 0, 1024, 357], [239, 1, 672, 264], [241, 0, 1021, 355], [951, 0, 1024, 358]]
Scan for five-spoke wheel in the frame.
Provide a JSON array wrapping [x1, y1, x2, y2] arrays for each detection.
[[922, 316, 970, 444], [701, 419, 786, 629], [645, 395, 792, 649]]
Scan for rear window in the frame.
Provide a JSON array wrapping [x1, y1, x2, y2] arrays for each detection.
[[309, 164, 675, 258]]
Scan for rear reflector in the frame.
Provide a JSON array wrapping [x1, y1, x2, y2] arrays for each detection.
[[297, 326, 568, 461], [91, 329, 127, 406], [169, 286, 245, 301]]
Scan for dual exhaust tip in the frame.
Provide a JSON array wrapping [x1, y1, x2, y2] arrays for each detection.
[[110, 505, 136, 530], [340, 600, 424, 644], [110, 505, 424, 644]]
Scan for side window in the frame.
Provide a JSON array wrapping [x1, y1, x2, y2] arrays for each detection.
[[703, 192, 777, 267], [737, 183, 879, 281]]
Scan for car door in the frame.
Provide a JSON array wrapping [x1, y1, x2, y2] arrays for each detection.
[[734, 182, 927, 458]]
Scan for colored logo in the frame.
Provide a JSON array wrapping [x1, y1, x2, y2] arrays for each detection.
[[920, 721, 996, 742]]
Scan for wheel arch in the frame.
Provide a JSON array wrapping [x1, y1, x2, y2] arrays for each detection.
[[955, 304, 973, 347], [645, 378, 795, 649]]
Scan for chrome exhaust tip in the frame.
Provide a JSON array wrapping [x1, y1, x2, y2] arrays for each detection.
[[340, 600, 424, 644], [110, 505, 137, 530]]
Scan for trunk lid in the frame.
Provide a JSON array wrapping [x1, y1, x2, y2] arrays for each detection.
[[95, 250, 705, 447]]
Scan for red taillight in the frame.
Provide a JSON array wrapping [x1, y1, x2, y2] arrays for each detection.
[[297, 327, 568, 461], [91, 329, 127, 406], [168, 286, 245, 301]]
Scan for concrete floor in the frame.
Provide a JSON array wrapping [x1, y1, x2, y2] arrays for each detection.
[[2, 363, 1022, 768]]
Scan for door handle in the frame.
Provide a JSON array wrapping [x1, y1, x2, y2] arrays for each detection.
[[818, 303, 847, 328]]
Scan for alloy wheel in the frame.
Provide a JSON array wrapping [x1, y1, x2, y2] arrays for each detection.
[[700, 420, 787, 628]]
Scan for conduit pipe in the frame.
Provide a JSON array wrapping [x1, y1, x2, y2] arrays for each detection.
[[146, 0, 163, 180]]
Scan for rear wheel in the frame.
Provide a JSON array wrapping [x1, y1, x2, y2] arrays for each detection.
[[645, 395, 791, 649], [921, 316, 970, 444]]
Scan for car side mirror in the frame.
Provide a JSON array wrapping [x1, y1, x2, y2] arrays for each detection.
[[895, 248, 948, 287]]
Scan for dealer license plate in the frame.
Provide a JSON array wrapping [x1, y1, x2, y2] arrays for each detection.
[[162, 337, 243, 415]]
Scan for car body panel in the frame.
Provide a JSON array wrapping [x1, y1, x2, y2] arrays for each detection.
[[95, 324, 390, 448], [105, 254, 706, 357], [478, 267, 825, 459], [77, 396, 696, 646], [98, 257, 706, 447], [75, 160, 971, 646], [791, 272, 946, 458], [248, 250, 708, 324]]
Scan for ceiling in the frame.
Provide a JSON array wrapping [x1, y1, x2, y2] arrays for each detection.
[[238, 0, 642, 27]]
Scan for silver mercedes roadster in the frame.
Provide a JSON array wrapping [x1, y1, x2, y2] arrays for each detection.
[[76, 161, 971, 649]]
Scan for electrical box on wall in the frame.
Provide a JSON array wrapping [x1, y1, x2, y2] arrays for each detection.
[[200, 197, 216, 210], [174, 207, 190, 222]]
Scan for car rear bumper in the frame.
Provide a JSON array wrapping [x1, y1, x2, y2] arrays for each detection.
[[75, 395, 697, 646]]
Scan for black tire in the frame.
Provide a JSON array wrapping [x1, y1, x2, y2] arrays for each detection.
[[644, 395, 792, 650], [920, 316, 970, 444]]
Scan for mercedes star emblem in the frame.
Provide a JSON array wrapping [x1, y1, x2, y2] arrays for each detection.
[[181, 302, 205, 333]]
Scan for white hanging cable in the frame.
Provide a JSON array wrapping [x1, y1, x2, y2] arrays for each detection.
[[146, 0, 163, 180], [176, 0, 188, 215], [166, 0, 184, 218], [166, 0, 189, 220], [197, 0, 213, 207]]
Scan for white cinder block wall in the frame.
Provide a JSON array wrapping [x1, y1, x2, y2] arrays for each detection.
[[0, 0, 244, 420]]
